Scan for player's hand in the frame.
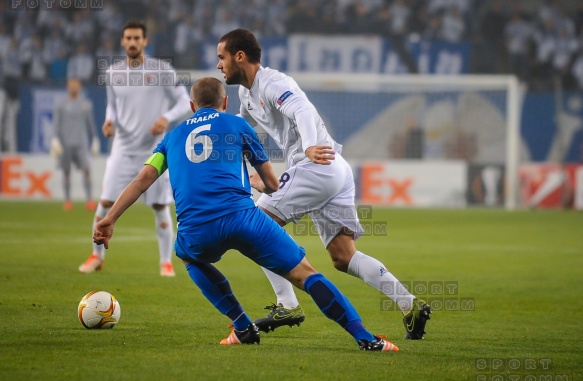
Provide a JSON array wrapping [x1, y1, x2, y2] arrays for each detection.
[[91, 137, 100, 155], [93, 218, 114, 249], [102, 120, 115, 137], [305, 145, 335, 165], [151, 116, 169, 136], [50, 137, 63, 157], [249, 173, 267, 193]]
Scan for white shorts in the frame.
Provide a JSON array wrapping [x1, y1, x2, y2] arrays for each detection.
[[257, 155, 364, 247], [101, 151, 173, 206]]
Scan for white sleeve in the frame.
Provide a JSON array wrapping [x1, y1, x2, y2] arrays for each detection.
[[268, 85, 318, 151], [162, 83, 191, 123], [104, 83, 117, 123]]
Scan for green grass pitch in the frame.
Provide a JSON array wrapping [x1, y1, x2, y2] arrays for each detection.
[[1, 201, 582, 381]]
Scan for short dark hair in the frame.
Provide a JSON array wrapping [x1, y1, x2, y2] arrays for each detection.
[[219, 29, 261, 64], [122, 20, 147, 38], [190, 77, 226, 109]]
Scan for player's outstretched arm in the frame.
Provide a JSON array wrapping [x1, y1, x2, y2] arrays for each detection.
[[250, 161, 280, 194], [93, 165, 159, 248]]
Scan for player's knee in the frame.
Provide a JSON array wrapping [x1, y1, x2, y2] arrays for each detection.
[[100, 200, 114, 208], [331, 256, 350, 272], [328, 248, 352, 272], [152, 203, 166, 211]]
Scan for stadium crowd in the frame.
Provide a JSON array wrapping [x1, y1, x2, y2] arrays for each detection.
[[0, 0, 583, 89]]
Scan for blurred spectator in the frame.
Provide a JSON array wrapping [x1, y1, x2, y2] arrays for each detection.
[[97, 2, 125, 40], [36, 5, 68, 36], [18, 34, 34, 80], [343, 0, 373, 34], [28, 35, 48, 83], [287, 0, 321, 34], [43, 29, 68, 67], [423, 13, 443, 41], [387, 0, 411, 38], [13, 12, 35, 42], [505, 9, 533, 83], [65, 11, 96, 50], [0, 38, 21, 153], [552, 26, 578, 90], [440, 6, 466, 43], [475, 0, 507, 73], [174, 14, 203, 69], [0, 24, 10, 60], [49, 47, 69, 84], [211, 7, 240, 40], [67, 44, 94, 84], [264, 0, 287, 36], [533, 19, 556, 89]]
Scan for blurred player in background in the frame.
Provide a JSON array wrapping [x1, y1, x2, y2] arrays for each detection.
[[93, 77, 398, 351], [217, 29, 431, 340], [51, 77, 99, 211], [79, 20, 191, 276]]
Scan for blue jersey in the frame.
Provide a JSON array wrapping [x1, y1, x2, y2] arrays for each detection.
[[153, 108, 268, 230]]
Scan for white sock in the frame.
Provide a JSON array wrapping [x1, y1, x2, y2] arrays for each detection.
[[154, 206, 174, 265], [347, 251, 415, 314], [92, 204, 110, 260], [261, 267, 299, 308]]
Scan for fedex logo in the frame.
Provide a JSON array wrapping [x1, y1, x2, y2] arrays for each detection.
[[0, 156, 52, 198], [356, 162, 466, 207], [360, 164, 413, 205]]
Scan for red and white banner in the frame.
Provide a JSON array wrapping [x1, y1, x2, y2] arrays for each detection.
[[520, 163, 583, 210]]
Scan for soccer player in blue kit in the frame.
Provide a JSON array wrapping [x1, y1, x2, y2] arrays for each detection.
[[92, 77, 399, 351]]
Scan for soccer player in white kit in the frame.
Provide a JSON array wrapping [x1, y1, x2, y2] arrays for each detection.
[[217, 29, 431, 340], [79, 20, 191, 277]]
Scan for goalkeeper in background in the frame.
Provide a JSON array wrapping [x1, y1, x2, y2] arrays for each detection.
[[51, 77, 99, 212], [217, 29, 431, 340]]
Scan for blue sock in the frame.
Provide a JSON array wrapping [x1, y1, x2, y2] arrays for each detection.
[[185, 262, 252, 331], [304, 273, 376, 342]]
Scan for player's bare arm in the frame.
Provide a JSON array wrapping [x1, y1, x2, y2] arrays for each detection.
[[93, 164, 159, 248], [305, 145, 335, 165], [102, 119, 115, 137], [151, 116, 169, 135], [250, 161, 279, 194]]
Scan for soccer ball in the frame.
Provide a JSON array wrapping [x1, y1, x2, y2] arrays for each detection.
[[78, 291, 121, 329]]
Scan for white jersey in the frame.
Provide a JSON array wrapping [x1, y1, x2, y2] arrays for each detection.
[[238, 66, 342, 168], [105, 57, 191, 155]]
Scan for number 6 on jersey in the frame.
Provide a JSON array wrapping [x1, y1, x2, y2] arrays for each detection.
[[185, 124, 213, 163]]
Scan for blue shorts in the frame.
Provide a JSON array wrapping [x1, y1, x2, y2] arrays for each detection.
[[174, 207, 305, 276]]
